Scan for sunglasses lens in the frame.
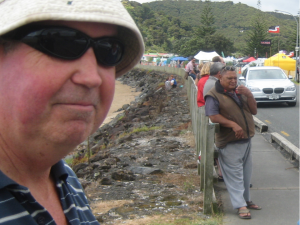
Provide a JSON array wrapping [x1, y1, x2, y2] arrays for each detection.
[[19, 26, 123, 66], [222, 66, 235, 71], [94, 39, 123, 66], [38, 28, 88, 59]]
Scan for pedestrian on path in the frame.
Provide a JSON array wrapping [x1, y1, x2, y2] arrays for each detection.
[[204, 66, 261, 219]]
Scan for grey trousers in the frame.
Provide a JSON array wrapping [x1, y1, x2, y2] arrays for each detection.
[[218, 139, 252, 209]]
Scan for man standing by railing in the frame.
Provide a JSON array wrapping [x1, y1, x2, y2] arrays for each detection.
[[204, 66, 261, 220]]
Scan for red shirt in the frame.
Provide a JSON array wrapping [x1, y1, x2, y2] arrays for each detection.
[[197, 75, 209, 107]]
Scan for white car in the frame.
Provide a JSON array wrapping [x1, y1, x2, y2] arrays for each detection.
[[238, 66, 297, 106]]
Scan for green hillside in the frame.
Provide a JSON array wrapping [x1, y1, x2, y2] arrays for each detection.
[[123, 0, 297, 57]]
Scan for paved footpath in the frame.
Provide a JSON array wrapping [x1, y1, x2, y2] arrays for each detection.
[[215, 132, 299, 225]]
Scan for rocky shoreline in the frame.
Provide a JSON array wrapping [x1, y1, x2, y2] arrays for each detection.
[[71, 69, 220, 224]]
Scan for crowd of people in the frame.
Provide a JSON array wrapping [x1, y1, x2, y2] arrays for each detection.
[[191, 56, 261, 220]]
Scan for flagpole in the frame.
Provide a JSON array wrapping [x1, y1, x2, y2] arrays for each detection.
[[277, 33, 279, 52]]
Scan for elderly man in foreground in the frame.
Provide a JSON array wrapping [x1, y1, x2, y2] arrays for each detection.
[[0, 0, 144, 224], [204, 66, 261, 220]]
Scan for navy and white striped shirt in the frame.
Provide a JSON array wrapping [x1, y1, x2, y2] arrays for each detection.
[[0, 160, 99, 225]]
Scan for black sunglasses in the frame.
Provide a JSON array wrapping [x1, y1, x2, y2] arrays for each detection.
[[2, 25, 124, 67], [221, 66, 236, 71]]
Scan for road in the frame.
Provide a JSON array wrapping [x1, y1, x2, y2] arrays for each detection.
[[255, 85, 299, 148]]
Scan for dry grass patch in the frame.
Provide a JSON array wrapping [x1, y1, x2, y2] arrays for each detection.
[[175, 122, 191, 131], [111, 213, 221, 225], [179, 131, 195, 148], [112, 215, 170, 225], [156, 172, 199, 187], [91, 200, 134, 215]]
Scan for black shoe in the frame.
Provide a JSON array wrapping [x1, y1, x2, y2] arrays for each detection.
[[218, 176, 224, 182]]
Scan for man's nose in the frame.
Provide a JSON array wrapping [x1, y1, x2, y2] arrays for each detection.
[[71, 48, 103, 88]]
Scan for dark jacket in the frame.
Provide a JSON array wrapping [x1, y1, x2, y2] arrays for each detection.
[[205, 80, 255, 148]]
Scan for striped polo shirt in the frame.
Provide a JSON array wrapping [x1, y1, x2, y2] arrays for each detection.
[[0, 160, 100, 225]]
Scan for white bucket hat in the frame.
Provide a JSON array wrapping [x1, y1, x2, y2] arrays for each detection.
[[0, 0, 144, 77]]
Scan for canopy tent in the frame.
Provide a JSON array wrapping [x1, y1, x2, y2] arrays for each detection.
[[238, 56, 249, 62], [243, 57, 256, 62], [224, 56, 236, 63], [264, 53, 296, 71], [171, 56, 188, 61], [166, 56, 176, 64], [194, 51, 220, 61]]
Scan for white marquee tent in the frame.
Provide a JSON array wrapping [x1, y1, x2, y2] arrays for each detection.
[[194, 51, 220, 61]]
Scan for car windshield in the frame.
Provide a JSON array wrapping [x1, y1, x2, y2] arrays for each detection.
[[248, 69, 287, 80]]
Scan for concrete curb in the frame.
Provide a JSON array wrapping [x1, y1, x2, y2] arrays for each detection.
[[253, 116, 299, 161], [253, 116, 268, 132], [271, 132, 300, 160]]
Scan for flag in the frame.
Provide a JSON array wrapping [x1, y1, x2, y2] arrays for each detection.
[[268, 26, 280, 33]]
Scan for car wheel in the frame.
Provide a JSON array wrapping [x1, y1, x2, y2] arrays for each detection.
[[287, 102, 296, 106]]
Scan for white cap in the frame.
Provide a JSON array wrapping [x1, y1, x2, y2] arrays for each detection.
[[0, 0, 144, 77]]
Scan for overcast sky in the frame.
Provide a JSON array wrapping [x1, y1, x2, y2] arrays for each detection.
[[131, 0, 299, 16]]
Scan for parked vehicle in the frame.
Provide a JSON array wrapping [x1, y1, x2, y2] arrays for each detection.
[[238, 66, 297, 106]]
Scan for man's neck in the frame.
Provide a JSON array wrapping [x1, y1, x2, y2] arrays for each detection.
[[225, 88, 235, 93], [0, 146, 53, 187]]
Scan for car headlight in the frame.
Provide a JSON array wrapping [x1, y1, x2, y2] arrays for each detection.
[[286, 86, 296, 91], [248, 87, 260, 92]]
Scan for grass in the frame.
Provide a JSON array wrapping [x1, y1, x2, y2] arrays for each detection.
[[111, 213, 222, 225], [64, 157, 73, 165], [119, 125, 162, 138], [118, 115, 124, 120], [65, 150, 98, 166], [147, 214, 222, 225]]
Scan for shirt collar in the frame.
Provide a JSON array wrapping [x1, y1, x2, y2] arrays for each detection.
[[0, 160, 69, 189], [0, 170, 18, 189], [51, 160, 69, 181]]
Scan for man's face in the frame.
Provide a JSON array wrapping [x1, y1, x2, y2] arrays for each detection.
[[0, 21, 117, 155], [220, 70, 237, 91]]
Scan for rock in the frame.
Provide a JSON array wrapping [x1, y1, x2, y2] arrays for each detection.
[[90, 151, 110, 163], [73, 163, 88, 173], [100, 177, 112, 185], [71, 69, 207, 224], [111, 170, 135, 181], [129, 166, 163, 175], [122, 104, 130, 110]]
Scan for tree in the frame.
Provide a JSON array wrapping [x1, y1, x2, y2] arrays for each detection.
[[243, 7, 268, 57], [197, 0, 216, 38]]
